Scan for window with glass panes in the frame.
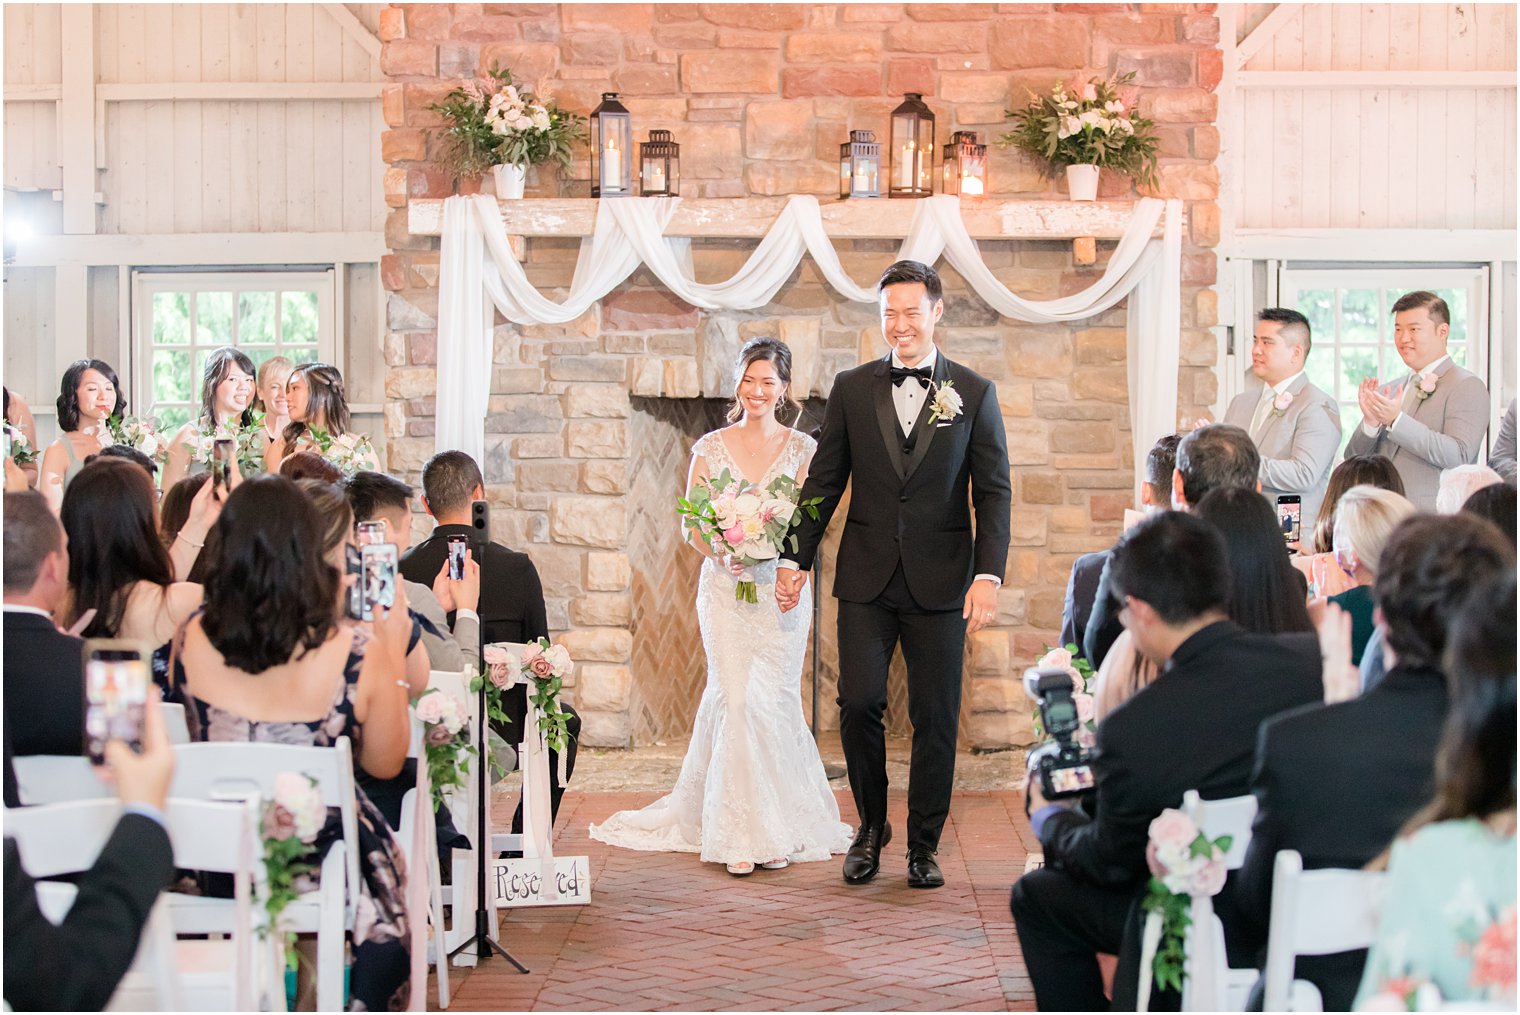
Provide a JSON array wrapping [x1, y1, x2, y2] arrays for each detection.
[[1278, 268, 1489, 456], [134, 272, 334, 431]]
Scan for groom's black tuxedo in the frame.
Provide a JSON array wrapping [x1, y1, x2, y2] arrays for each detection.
[[789, 349, 1011, 855], [789, 352, 1011, 608]]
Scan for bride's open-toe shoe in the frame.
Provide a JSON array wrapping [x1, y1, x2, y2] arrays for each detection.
[[726, 861, 755, 876], [758, 858, 789, 870]]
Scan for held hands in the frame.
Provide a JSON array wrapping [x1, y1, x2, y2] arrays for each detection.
[[432, 548, 480, 613], [1317, 601, 1360, 704], [963, 579, 999, 635], [775, 566, 809, 613], [1357, 376, 1403, 429]]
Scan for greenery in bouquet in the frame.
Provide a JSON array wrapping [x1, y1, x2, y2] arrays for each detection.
[[107, 413, 169, 465], [414, 688, 476, 813], [1031, 644, 1096, 743], [676, 469, 823, 603], [189, 410, 266, 475], [306, 426, 376, 476], [5, 424, 36, 465], [260, 772, 325, 965], [998, 72, 1159, 188], [429, 65, 587, 179]]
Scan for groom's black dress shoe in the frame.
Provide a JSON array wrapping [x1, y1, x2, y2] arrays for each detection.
[[842, 822, 892, 884], [906, 848, 944, 889]]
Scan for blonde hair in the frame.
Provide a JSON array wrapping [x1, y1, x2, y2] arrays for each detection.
[[253, 355, 294, 414], [1333, 485, 1417, 578], [1435, 463, 1504, 515]]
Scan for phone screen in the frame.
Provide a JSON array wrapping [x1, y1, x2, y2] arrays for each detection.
[[356, 520, 386, 546], [345, 543, 364, 621], [1277, 496, 1302, 545], [360, 543, 399, 622], [83, 642, 149, 765], [212, 438, 233, 492], [447, 536, 468, 581]]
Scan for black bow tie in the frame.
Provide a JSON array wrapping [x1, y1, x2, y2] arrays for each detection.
[[890, 365, 932, 389]]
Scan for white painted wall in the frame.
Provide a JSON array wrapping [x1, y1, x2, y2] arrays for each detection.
[[3, 3, 387, 444]]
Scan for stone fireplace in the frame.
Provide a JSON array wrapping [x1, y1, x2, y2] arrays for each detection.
[[378, 4, 1224, 748]]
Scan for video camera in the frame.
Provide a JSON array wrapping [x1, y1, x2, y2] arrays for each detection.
[[1023, 666, 1097, 800]]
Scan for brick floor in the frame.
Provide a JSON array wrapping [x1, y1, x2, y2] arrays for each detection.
[[428, 789, 1039, 1012]]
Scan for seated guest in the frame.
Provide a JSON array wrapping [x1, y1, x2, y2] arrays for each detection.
[[1461, 481, 1517, 547], [1234, 514, 1515, 1010], [168, 476, 411, 1010], [159, 473, 210, 551], [1061, 433, 1179, 660], [1297, 454, 1405, 599], [1435, 462, 1504, 514], [346, 470, 481, 673], [1488, 397, 1516, 483], [1356, 570, 1516, 1009], [1222, 308, 1342, 536], [83, 443, 159, 480], [3, 690, 177, 1011], [277, 449, 342, 484], [1311, 486, 1416, 665], [1085, 423, 1261, 668], [1010, 512, 1322, 1011], [400, 451, 581, 833], [3, 490, 84, 759], [1344, 290, 1489, 510], [1094, 484, 1312, 721], [60, 459, 202, 650]]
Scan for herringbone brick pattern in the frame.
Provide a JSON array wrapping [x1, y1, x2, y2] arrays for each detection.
[[430, 790, 1038, 1011]]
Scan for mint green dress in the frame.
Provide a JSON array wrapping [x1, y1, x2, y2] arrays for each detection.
[[1355, 818, 1517, 1008]]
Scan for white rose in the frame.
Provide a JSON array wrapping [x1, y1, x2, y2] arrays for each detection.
[[741, 538, 778, 561], [437, 694, 465, 734], [275, 771, 325, 842], [761, 498, 798, 524], [1058, 116, 1080, 139], [1079, 109, 1103, 129], [732, 493, 762, 520], [546, 644, 572, 673], [1039, 647, 1073, 671], [530, 107, 551, 131]]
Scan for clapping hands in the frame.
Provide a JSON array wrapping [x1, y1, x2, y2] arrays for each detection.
[[1357, 376, 1403, 429]]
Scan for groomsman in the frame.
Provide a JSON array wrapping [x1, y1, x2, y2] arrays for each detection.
[[1223, 309, 1341, 536], [1344, 290, 1490, 510]]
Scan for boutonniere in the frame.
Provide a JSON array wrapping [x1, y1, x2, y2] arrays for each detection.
[[927, 380, 963, 425], [1415, 372, 1438, 402], [1269, 389, 1294, 418]]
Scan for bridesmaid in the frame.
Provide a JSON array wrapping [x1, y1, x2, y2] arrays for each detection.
[[38, 358, 126, 510], [4, 386, 40, 487], [266, 362, 377, 472], [161, 347, 257, 490], [252, 354, 293, 449]]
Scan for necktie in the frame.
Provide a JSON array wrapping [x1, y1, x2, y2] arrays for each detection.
[[890, 365, 932, 388], [1249, 386, 1276, 439]]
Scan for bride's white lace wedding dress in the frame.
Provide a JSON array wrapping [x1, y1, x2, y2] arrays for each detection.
[[589, 427, 854, 866]]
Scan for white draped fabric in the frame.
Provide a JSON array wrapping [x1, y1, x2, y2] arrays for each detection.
[[436, 193, 1182, 497]]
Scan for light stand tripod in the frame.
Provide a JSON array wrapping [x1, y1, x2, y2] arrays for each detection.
[[447, 501, 527, 973]]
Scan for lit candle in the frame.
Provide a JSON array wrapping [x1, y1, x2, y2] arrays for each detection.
[[603, 136, 621, 192], [961, 175, 984, 196], [900, 141, 915, 189], [649, 162, 665, 192]]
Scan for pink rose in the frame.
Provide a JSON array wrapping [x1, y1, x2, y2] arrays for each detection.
[[488, 663, 512, 688], [1272, 390, 1294, 412], [529, 656, 554, 679], [425, 723, 455, 747], [1419, 372, 1439, 394], [414, 692, 446, 725], [520, 643, 543, 665], [1074, 693, 1095, 725], [1190, 854, 1227, 897], [723, 524, 745, 546], [483, 645, 514, 668], [1148, 808, 1198, 853], [1038, 647, 1072, 671], [263, 803, 297, 841]]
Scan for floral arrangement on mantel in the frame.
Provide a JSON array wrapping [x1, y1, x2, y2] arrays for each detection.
[[998, 72, 1160, 191], [428, 66, 586, 180]]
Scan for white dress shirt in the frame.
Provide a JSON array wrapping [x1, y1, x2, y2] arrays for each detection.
[[892, 347, 936, 435], [1248, 370, 1305, 440], [1362, 354, 1450, 437]]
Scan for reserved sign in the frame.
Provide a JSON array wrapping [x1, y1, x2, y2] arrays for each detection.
[[490, 856, 592, 908]]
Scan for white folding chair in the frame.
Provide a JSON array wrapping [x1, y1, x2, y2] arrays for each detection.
[[168, 739, 361, 1012], [399, 709, 450, 1009], [160, 702, 191, 745], [11, 753, 112, 804], [5, 796, 273, 1011], [1178, 790, 1259, 1012], [1263, 849, 1387, 1012]]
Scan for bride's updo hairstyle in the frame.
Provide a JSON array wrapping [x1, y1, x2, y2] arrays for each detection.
[[726, 337, 801, 424]]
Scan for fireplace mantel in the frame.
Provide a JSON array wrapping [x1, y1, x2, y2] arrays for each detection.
[[406, 197, 1175, 242]]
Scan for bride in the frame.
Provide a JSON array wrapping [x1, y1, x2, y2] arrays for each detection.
[[590, 337, 853, 876]]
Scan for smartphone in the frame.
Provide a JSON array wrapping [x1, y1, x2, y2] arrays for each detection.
[[212, 437, 234, 493], [83, 640, 150, 765], [1277, 494, 1302, 546], [360, 543, 399, 622], [356, 520, 386, 546], [447, 534, 468, 581], [344, 543, 364, 621]]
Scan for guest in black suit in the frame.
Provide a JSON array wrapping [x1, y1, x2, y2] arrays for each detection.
[[4, 683, 177, 1011], [1231, 512, 1517, 1010], [398, 451, 580, 832], [1011, 511, 1322, 1011], [1085, 423, 1261, 668], [1060, 434, 1180, 658], [3, 490, 85, 760]]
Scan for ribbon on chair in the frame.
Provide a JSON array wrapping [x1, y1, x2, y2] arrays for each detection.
[[1137, 907, 1163, 1014]]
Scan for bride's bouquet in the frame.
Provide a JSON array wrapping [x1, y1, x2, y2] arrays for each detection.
[[677, 469, 822, 604]]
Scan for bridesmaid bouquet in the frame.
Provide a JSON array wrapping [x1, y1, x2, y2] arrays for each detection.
[[190, 411, 266, 474], [5, 424, 36, 465], [107, 414, 168, 464], [676, 469, 823, 603], [307, 426, 377, 476]]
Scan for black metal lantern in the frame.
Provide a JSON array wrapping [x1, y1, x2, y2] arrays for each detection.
[[839, 129, 881, 199], [942, 131, 987, 198], [888, 92, 935, 198], [590, 92, 632, 198], [639, 129, 679, 197]]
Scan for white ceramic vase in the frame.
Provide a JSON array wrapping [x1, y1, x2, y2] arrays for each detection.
[[492, 163, 527, 199], [1065, 163, 1100, 202]]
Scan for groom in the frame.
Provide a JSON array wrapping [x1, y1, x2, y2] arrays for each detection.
[[777, 260, 1011, 889]]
